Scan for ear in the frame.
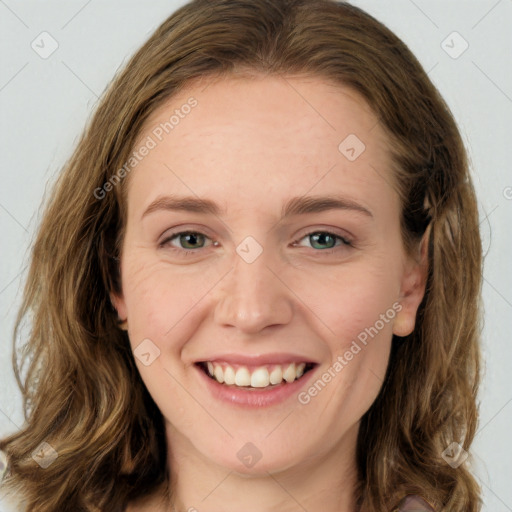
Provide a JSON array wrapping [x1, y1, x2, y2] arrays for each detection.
[[110, 291, 128, 330], [393, 229, 429, 337]]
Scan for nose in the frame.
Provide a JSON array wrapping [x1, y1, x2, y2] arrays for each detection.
[[213, 243, 293, 334]]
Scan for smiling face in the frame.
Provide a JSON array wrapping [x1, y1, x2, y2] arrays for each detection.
[[112, 74, 427, 479]]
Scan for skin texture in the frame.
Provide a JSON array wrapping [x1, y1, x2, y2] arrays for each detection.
[[114, 74, 428, 512]]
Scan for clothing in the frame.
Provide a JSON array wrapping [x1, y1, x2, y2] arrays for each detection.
[[396, 494, 436, 511]]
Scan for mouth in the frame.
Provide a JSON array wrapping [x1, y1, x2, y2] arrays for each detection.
[[195, 361, 317, 390]]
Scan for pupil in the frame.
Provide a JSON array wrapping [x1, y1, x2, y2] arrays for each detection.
[[312, 233, 334, 249], [182, 233, 203, 249]]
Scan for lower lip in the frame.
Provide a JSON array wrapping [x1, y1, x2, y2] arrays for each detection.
[[195, 364, 317, 408]]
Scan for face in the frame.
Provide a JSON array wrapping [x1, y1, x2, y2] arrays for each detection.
[[112, 74, 427, 476]]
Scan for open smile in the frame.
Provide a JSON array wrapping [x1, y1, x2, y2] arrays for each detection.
[[194, 359, 318, 407], [197, 361, 316, 389]]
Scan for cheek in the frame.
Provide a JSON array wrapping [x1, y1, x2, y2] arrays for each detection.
[[120, 254, 225, 350], [283, 254, 400, 346], [332, 279, 398, 352], [290, 260, 397, 412]]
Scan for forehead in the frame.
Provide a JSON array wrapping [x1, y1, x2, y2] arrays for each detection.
[[125, 74, 398, 222]]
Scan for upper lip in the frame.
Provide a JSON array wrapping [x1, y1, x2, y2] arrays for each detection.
[[195, 353, 318, 366]]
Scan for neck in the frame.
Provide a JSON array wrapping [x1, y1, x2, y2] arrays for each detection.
[[164, 422, 360, 512]]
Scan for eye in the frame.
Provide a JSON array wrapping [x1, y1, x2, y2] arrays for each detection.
[[292, 230, 354, 255], [159, 230, 215, 253], [159, 229, 354, 256]]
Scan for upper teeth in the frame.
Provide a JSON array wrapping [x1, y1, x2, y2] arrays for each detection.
[[205, 362, 307, 388]]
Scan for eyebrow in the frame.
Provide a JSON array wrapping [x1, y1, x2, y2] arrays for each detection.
[[141, 194, 373, 220]]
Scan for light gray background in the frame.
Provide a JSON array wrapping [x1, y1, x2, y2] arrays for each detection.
[[0, 1, 511, 510]]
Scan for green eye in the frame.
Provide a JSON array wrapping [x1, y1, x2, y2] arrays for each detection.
[[160, 229, 353, 256], [308, 232, 339, 250], [295, 231, 353, 253], [175, 232, 206, 249], [159, 231, 211, 253]]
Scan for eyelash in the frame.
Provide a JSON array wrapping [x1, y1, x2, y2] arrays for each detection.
[[159, 229, 354, 256]]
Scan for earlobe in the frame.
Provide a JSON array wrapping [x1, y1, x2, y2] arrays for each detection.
[[110, 292, 128, 331], [118, 320, 128, 331], [392, 231, 429, 338]]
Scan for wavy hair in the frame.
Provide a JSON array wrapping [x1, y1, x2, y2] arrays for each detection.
[[0, 1, 483, 510]]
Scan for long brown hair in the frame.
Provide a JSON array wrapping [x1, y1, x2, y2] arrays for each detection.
[[0, 1, 483, 510]]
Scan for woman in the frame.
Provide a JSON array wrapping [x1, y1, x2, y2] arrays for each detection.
[[0, 0, 483, 510]]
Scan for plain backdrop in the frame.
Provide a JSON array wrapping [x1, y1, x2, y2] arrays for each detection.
[[0, 1, 511, 510]]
